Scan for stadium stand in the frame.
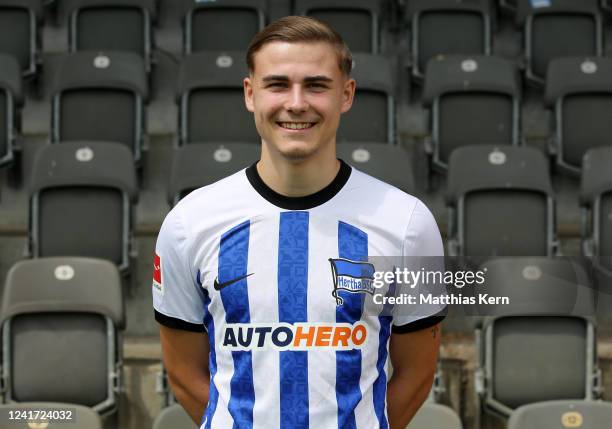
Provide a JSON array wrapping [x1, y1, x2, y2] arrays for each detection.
[[337, 53, 396, 144], [0, 403, 104, 428], [0, 54, 22, 169], [516, 0, 603, 84], [446, 145, 556, 257], [474, 257, 600, 419], [153, 403, 197, 429], [176, 51, 257, 145], [168, 142, 260, 206], [27, 142, 138, 274], [423, 55, 520, 171], [507, 400, 612, 428], [294, 0, 380, 53], [60, 0, 156, 71], [406, 402, 463, 429], [0, 0, 42, 76], [0, 257, 125, 414], [405, 0, 493, 79], [545, 57, 612, 175], [50, 51, 148, 165], [183, 0, 267, 54]]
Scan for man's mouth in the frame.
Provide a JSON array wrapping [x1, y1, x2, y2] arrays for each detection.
[[277, 122, 317, 130]]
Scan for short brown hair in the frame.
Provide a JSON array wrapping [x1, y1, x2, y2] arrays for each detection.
[[246, 16, 353, 76]]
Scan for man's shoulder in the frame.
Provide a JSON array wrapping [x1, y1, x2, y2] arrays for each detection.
[[173, 168, 251, 212]]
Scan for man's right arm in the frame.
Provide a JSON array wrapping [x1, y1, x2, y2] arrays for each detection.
[[160, 325, 210, 424]]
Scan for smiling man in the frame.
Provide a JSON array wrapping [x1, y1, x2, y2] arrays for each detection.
[[154, 16, 445, 429]]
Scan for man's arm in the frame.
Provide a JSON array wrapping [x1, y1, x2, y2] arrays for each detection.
[[386, 323, 442, 429], [160, 325, 211, 424]]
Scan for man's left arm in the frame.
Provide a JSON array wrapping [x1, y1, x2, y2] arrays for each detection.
[[386, 322, 442, 429]]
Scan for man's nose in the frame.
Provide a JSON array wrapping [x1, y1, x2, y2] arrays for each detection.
[[285, 85, 309, 113]]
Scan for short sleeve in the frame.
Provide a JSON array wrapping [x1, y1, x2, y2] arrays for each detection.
[[153, 206, 207, 332], [392, 200, 447, 334]]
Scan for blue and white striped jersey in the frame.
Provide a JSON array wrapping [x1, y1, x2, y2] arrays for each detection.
[[153, 160, 445, 429]]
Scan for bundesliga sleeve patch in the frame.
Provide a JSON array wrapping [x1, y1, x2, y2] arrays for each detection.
[[152, 252, 163, 295]]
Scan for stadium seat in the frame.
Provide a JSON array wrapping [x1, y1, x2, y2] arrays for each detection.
[[50, 51, 148, 165], [508, 400, 612, 428], [406, 403, 463, 429], [153, 403, 197, 429], [545, 57, 612, 175], [183, 0, 266, 54], [0, 54, 22, 169], [0, 403, 103, 428], [294, 0, 381, 53], [405, 0, 493, 79], [423, 55, 520, 171], [168, 143, 260, 206], [0, 0, 42, 76], [336, 142, 414, 193], [0, 257, 125, 414], [177, 51, 257, 145], [28, 142, 138, 274], [337, 53, 396, 144], [516, 0, 603, 84], [474, 257, 600, 418], [446, 145, 556, 258], [61, 0, 156, 71]]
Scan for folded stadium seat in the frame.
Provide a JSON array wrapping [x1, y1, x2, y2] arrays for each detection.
[[336, 53, 396, 144], [446, 145, 557, 258], [507, 400, 612, 428], [473, 257, 600, 420], [0, 257, 125, 415], [0, 0, 42, 76], [336, 143, 414, 193], [423, 55, 520, 171], [183, 0, 267, 54], [50, 51, 148, 165], [405, 0, 493, 79], [168, 143, 260, 206], [28, 142, 138, 274], [516, 0, 603, 85], [294, 0, 381, 53], [177, 51, 258, 145], [60, 0, 156, 71], [0, 402, 104, 428], [153, 403, 197, 429], [499, 0, 517, 12], [545, 57, 612, 175], [406, 403, 463, 429], [0, 54, 23, 169]]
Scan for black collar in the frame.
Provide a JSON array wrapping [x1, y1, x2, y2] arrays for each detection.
[[246, 160, 352, 210]]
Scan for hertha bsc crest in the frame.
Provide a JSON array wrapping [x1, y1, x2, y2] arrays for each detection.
[[329, 258, 376, 305]]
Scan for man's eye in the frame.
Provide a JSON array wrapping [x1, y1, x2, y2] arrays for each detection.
[[308, 83, 327, 89], [267, 82, 287, 88]]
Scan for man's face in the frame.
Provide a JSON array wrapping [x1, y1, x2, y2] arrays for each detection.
[[244, 41, 355, 161]]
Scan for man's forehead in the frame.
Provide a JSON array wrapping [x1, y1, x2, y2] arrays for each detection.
[[251, 41, 343, 77]]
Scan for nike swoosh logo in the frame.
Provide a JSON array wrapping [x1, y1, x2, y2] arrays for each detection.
[[213, 273, 254, 291]]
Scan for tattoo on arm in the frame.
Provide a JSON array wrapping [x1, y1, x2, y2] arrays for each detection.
[[431, 326, 438, 339]]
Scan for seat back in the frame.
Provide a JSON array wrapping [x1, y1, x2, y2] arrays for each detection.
[[508, 400, 612, 429], [0, 403, 103, 429], [406, 403, 463, 429], [0, 54, 21, 167], [153, 403, 198, 429], [0, 0, 41, 75]]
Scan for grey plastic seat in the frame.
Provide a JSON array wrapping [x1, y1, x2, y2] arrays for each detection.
[[423, 55, 520, 170], [446, 145, 556, 258], [0, 0, 42, 76], [50, 51, 148, 164], [153, 403, 197, 429], [60, 0, 156, 71], [168, 142, 260, 206], [516, 0, 603, 84], [183, 0, 266, 54], [0, 54, 22, 168], [406, 403, 463, 429], [295, 0, 380, 53], [0, 403, 103, 428], [336, 53, 396, 144], [545, 57, 612, 175], [0, 257, 125, 414], [177, 51, 258, 145], [508, 400, 612, 428], [28, 142, 138, 274], [406, 0, 492, 79], [474, 258, 600, 419]]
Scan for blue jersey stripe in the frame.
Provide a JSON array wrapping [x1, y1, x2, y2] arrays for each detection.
[[373, 281, 396, 429], [278, 212, 310, 429], [200, 275, 219, 429], [336, 221, 368, 429], [219, 220, 255, 429]]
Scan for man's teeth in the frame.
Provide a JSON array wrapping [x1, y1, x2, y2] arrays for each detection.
[[280, 122, 314, 130]]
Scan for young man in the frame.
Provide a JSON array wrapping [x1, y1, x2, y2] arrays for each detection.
[[154, 16, 445, 429]]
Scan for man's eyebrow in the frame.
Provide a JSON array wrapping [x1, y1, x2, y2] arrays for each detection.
[[262, 75, 289, 82], [261, 75, 334, 83], [303, 76, 333, 83]]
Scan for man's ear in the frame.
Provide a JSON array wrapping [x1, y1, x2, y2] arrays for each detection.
[[244, 76, 255, 113], [340, 77, 356, 114]]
